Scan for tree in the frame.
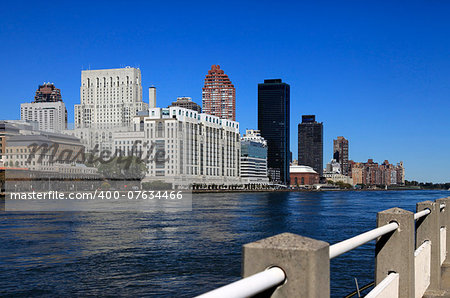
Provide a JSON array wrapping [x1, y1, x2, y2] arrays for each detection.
[[97, 156, 147, 180]]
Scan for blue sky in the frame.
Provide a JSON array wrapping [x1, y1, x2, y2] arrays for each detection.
[[1, 1, 449, 182]]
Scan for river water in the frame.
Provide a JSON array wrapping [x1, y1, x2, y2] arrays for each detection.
[[0, 190, 448, 297]]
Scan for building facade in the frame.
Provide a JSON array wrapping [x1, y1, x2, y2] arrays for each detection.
[[298, 115, 323, 176], [20, 83, 67, 132], [333, 136, 349, 176], [258, 79, 290, 185], [325, 159, 341, 174], [114, 106, 241, 188], [289, 165, 319, 187], [75, 67, 147, 128], [69, 67, 148, 152], [240, 130, 269, 185], [350, 159, 405, 186], [202, 65, 236, 121], [0, 120, 97, 177], [169, 97, 202, 113], [33, 83, 63, 102]]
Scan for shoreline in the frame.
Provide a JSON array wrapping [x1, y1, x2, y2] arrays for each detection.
[[192, 187, 426, 194]]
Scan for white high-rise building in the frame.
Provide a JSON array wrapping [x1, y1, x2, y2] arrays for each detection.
[[75, 67, 147, 128], [113, 106, 241, 188], [21, 101, 66, 132], [20, 83, 67, 133], [68, 67, 149, 152]]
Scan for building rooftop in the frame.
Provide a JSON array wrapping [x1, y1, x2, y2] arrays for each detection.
[[290, 165, 318, 174]]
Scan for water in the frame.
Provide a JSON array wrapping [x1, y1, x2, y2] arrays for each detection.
[[0, 190, 448, 297]]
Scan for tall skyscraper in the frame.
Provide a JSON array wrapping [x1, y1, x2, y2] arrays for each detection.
[[333, 136, 349, 175], [298, 115, 323, 176], [202, 65, 236, 120], [74, 67, 147, 129], [20, 83, 67, 132], [258, 79, 290, 185], [70, 67, 148, 151]]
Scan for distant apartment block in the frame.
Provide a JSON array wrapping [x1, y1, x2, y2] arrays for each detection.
[[350, 159, 405, 186], [202, 65, 236, 120], [240, 130, 269, 185], [298, 115, 323, 176], [333, 136, 349, 175], [169, 97, 201, 113], [258, 79, 290, 185], [114, 106, 241, 188], [20, 83, 67, 132]]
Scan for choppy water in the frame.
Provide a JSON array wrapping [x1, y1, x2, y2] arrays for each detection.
[[0, 190, 449, 297]]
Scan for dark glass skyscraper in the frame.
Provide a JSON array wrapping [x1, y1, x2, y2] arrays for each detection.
[[298, 115, 323, 176], [258, 79, 290, 185]]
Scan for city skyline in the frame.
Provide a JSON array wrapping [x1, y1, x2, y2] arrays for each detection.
[[1, 1, 449, 183]]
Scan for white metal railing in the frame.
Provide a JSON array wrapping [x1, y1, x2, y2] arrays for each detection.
[[329, 222, 399, 259], [197, 201, 442, 297], [329, 209, 433, 259], [365, 272, 399, 298], [195, 267, 285, 298], [414, 209, 431, 220]]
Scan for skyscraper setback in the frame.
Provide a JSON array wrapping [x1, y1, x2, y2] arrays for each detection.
[[34, 83, 63, 102], [298, 115, 323, 176], [202, 65, 236, 121], [333, 136, 349, 175], [258, 79, 290, 185]]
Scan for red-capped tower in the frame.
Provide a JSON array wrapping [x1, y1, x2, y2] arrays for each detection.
[[202, 65, 236, 120]]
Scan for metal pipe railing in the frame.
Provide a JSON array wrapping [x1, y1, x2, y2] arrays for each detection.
[[195, 266, 285, 298], [330, 208, 434, 259], [198, 199, 448, 297], [414, 209, 431, 220], [329, 222, 399, 259]]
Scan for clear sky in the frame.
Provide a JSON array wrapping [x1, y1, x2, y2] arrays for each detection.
[[1, 1, 449, 183]]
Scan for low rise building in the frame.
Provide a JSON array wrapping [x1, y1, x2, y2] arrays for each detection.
[[323, 173, 353, 185], [289, 165, 319, 187], [0, 120, 98, 180]]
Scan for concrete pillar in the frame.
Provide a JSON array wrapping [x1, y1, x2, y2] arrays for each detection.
[[416, 201, 441, 290], [242, 232, 329, 298], [375, 207, 415, 298], [436, 197, 450, 264]]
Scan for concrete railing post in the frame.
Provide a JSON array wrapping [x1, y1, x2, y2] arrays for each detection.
[[243, 232, 330, 297], [416, 201, 441, 291], [375, 207, 415, 298], [436, 197, 450, 264]]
